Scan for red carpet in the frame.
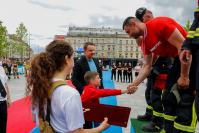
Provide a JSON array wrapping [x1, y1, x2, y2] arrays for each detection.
[[7, 96, 35, 133]]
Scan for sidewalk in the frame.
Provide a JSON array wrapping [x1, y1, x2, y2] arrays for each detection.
[[115, 81, 147, 133], [7, 75, 26, 101]]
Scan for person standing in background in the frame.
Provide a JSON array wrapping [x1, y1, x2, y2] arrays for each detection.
[[72, 42, 104, 129], [13, 61, 19, 79], [7, 60, 12, 80], [2, 60, 8, 77], [123, 63, 128, 83], [117, 62, 122, 82], [127, 63, 133, 83], [134, 63, 141, 78], [111, 62, 117, 81]]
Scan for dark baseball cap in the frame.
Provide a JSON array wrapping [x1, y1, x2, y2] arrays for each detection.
[[135, 7, 147, 22]]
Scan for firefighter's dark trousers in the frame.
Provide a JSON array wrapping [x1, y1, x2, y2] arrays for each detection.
[[145, 76, 153, 116], [162, 57, 196, 133], [194, 49, 199, 119]]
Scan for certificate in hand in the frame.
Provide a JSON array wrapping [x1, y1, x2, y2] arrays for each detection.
[[83, 104, 131, 127]]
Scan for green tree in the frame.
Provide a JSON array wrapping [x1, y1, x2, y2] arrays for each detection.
[[15, 23, 28, 60], [0, 21, 8, 57], [16, 23, 28, 42], [184, 20, 191, 31]]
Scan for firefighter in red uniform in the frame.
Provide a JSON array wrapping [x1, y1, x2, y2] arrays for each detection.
[[135, 8, 173, 132], [123, 16, 196, 133], [135, 7, 154, 122]]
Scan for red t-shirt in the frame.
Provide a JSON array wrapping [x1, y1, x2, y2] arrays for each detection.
[[81, 85, 122, 105], [141, 17, 187, 57]]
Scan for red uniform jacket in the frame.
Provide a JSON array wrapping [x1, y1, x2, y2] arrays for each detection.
[[81, 85, 122, 105]]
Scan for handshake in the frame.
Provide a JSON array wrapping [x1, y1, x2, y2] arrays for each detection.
[[121, 84, 138, 94]]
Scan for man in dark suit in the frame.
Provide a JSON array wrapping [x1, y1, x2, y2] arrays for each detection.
[[72, 42, 104, 129], [72, 42, 103, 95]]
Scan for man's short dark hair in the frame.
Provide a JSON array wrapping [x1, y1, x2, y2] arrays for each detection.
[[83, 42, 95, 50], [84, 71, 99, 84], [135, 7, 147, 22], [122, 16, 134, 30]]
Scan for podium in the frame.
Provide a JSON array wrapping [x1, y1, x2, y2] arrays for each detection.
[[131, 118, 151, 133]]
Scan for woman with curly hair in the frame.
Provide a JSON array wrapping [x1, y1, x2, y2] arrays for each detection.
[[26, 40, 109, 133]]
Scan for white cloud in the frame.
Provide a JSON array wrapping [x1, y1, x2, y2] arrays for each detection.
[[1, 0, 196, 49]]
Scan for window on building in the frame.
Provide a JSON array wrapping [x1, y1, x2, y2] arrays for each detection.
[[119, 54, 122, 58], [131, 40, 133, 44], [136, 47, 138, 52], [125, 53, 128, 58], [113, 45, 115, 50], [131, 53, 133, 58], [91, 39, 93, 42], [120, 40, 122, 44], [136, 53, 138, 58], [74, 40, 76, 44], [102, 46, 104, 50], [102, 39, 104, 43], [126, 40, 128, 44], [119, 44, 122, 50], [108, 45, 110, 51], [126, 46, 128, 51], [96, 39, 98, 43], [131, 46, 133, 51]]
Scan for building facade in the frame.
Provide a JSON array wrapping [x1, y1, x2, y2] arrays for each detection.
[[57, 27, 143, 59]]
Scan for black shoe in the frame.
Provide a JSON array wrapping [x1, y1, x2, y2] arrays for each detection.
[[142, 123, 161, 132], [137, 114, 152, 121]]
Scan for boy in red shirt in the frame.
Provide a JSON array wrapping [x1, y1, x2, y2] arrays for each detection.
[[81, 71, 128, 105]]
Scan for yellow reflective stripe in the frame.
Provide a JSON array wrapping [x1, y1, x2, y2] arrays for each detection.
[[187, 35, 194, 38], [195, 7, 199, 12], [174, 122, 195, 132], [160, 129, 166, 133], [194, 33, 199, 37], [163, 114, 176, 121], [174, 101, 197, 133], [155, 125, 161, 130], [189, 31, 195, 35], [189, 31, 195, 34], [153, 110, 163, 117], [191, 101, 197, 128], [187, 31, 195, 38], [147, 105, 153, 110]]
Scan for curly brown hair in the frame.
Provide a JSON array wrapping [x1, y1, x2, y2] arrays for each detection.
[[26, 40, 74, 116]]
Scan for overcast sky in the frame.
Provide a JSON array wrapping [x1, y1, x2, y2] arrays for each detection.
[[0, 0, 197, 47]]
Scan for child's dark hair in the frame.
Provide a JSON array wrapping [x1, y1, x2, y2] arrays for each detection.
[[84, 71, 99, 84]]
